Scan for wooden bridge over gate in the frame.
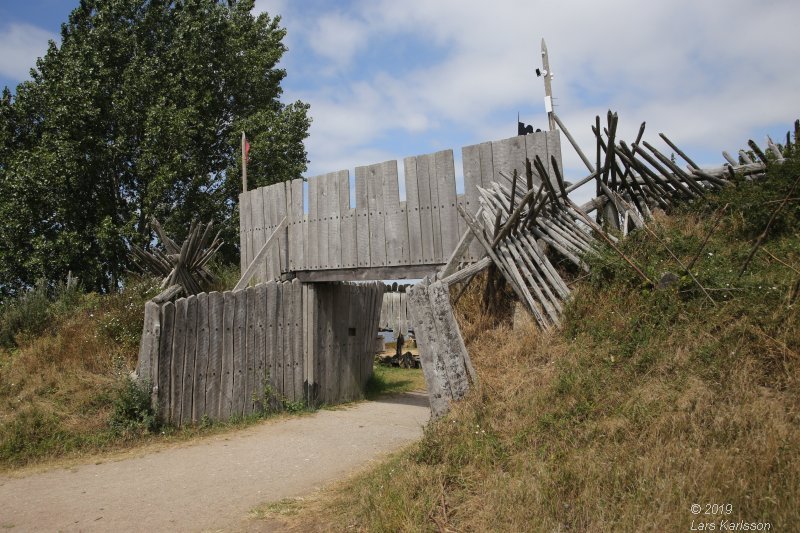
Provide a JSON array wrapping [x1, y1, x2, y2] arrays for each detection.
[[238, 131, 562, 283]]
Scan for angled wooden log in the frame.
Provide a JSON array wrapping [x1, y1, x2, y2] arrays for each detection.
[[234, 217, 287, 291]]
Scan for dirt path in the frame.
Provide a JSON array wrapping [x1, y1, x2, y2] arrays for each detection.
[[0, 393, 430, 532]]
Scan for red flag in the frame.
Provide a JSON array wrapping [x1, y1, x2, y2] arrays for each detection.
[[245, 137, 251, 162]]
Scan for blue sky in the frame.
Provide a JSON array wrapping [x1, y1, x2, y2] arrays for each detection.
[[2, 0, 799, 207]]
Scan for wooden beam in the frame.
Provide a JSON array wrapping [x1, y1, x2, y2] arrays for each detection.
[[234, 216, 287, 291], [294, 264, 440, 283]]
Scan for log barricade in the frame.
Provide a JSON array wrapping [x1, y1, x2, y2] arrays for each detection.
[[378, 284, 413, 335], [239, 132, 563, 283], [136, 279, 384, 426]]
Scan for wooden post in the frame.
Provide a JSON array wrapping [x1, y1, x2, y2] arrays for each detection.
[[541, 39, 556, 132], [241, 131, 248, 193]]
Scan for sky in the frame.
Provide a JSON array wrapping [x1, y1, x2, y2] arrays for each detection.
[[1, 0, 799, 207]]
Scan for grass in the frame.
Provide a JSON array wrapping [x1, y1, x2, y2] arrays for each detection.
[[0, 267, 317, 472], [274, 153, 800, 531], [365, 364, 426, 400]]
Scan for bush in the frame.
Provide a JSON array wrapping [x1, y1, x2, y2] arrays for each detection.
[[109, 378, 157, 436]]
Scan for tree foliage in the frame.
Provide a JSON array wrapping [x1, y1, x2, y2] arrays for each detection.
[[0, 0, 310, 297]]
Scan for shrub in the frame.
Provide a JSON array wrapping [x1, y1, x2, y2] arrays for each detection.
[[109, 378, 157, 436]]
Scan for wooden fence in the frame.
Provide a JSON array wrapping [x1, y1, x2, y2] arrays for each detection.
[[239, 131, 562, 283], [136, 280, 384, 426], [379, 285, 412, 335]]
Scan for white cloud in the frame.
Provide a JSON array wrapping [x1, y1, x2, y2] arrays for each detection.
[[0, 23, 56, 81], [279, 0, 800, 185]]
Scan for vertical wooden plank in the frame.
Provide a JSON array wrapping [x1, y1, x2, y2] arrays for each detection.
[[250, 185, 266, 284], [289, 279, 302, 404], [275, 280, 286, 403], [492, 136, 527, 196], [308, 176, 319, 270], [277, 181, 289, 274], [316, 284, 328, 403], [545, 130, 564, 184], [232, 289, 247, 417], [363, 163, 387, 267], [253, 284, 267, 413], [290, 178, 305, 270], [414, 156, 435, 263], [170, 297, 188, 426], [181, 296, 198, 427], [192, 293, 209, 424], [260, 186, 272, 280], [220, 291, 235, 419], [338, 171, 356, 268], [303, 282, 315, 405], [238, 192, 251, 277], [355, 166, 371, 267], [157, 302, 175, 423], [525, 131, 548, 187], [282, 281, 295, 403], [268, 184, 281, 279], [244, 286, 256, 416], [327, 171, 342, 269], [419, 154, 441, 262], [206, 292, 223, 420], [435, 150, 459, 260], [265, 281, 279, 410], [382, 160, 408, 266], [317, 175, 330, 269], [345, 283, 357, 398], [404, 156, 424, 265]]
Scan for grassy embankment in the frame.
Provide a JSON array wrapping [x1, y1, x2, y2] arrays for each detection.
[[266, 153, 800, 531], [0, 263, 423, 472]]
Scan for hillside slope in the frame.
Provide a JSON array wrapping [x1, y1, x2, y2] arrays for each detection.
[[283, 155, 800, 531]]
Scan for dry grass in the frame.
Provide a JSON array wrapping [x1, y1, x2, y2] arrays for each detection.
[[279, 159, 800, 531]]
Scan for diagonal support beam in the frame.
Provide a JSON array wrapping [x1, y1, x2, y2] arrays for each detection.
[[234, 216, 287, 291]]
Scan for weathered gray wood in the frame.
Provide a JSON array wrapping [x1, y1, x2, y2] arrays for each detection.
[[266, 281, 280, 410], [328, 171, 343, 269], [415, 154, 436, 263], [206, 291, 223, 420], [192, 293, 209, 423], [506, 238, 560, 325], [275, 280, 286, 404], [252, 284, 267, 413], [406, 280, 448, 417], [404, 156, 424, 265], [292, 279, 304, 404], [243, 286, 256, 416], [363, 162, 387, 267], [282, 281, 295, 403], [545, 130, 564, 185], [428, 280, 471, 399], [435, 150, 459, 260], [303, 282, 315, 405], [355, 165, 371, 268], [137, 301, 161, 386], [497, 242, 547, 328], [239, 193, 247, 274], [294, 264, 440, 282], [234, 217, 287, 291], [318, 173, 330, 269], [492, 136, 528, 193], [276, 182, 289, 274], [220, 291, 235, 419], [180, 295, 198, 426], [441, 256, 492, 286], [251, 184, 266, 283], [290, 178, 305, 270], [339, 172, 357, 268], [157, 301, 175, 421], [262, 186, 275, 279], [383, 161, 409, 266], [301, 282, 310, 404], [308, 176, 319, 270], [232, 289, 247, 417], [170, 297, 188, 425]]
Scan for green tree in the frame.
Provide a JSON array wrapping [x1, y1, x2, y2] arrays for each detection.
[[0, 0, 310, 297]]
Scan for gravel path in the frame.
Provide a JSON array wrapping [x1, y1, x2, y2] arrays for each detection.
[[0, 392, 430, 532]]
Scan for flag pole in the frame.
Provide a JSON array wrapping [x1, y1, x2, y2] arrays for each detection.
[[241, 131, 248, 192]]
